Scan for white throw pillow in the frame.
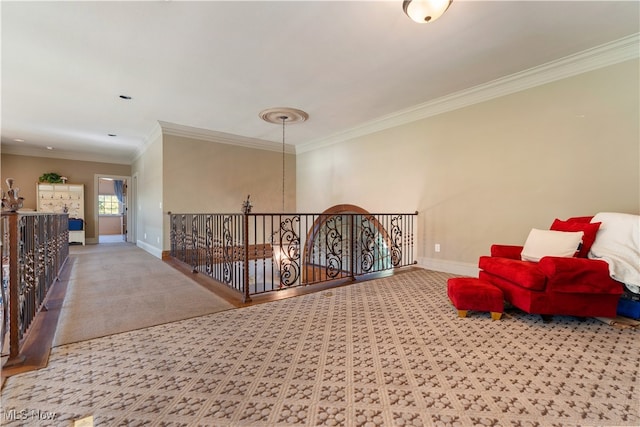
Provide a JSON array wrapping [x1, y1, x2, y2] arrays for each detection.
[[521, 228, 584, 262], [588, 212, 640, 292]]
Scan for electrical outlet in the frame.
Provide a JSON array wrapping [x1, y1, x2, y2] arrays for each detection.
[[435, 243, 441, 252]]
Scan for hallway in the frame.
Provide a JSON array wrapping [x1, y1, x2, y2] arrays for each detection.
[[52, 243, 233, 347]]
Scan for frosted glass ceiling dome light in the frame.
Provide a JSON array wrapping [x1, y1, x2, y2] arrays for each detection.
[[403, 0, 452, 23]]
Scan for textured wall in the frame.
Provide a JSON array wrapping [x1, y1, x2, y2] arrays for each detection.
[[162, 134, 296, 215], [131, 128, 164, 254], [296, 60, 639, 273]]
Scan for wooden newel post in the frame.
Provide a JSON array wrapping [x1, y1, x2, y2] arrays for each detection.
[[241, 196, 252, 304], [6, 212, 24, 365]]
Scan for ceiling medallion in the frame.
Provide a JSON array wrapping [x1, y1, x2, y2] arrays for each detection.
[[259, 107, 309, 124]]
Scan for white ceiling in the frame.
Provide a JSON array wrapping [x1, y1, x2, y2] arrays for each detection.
[[2, 1, 639, 164]]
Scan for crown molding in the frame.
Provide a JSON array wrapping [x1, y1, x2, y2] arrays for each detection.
[[132, 121, 163, 163], [296, 33, 640, 154], [157, 120, 295, 154]]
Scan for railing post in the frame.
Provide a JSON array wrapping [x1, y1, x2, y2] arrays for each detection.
[[6, 212, 23, 365], [242, 213, 251, 303], [349, 214, 356, 281], [168, 212, 174, 258]]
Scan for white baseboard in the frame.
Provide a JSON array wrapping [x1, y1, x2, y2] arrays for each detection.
[[417, 257, 479, 277], [136, 240, 163, 259]]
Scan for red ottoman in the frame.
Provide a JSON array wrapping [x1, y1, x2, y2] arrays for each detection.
[[447, 277, 504, 320]]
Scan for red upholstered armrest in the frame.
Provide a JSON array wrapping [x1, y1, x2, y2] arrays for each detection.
[[490, 244, 523, 260], [537, 257, 624, 294]]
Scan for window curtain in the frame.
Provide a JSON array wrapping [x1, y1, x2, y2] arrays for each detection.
[[113, 180, 125, 205]]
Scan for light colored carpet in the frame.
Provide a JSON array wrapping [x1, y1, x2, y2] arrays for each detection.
[[3, 268, 638, 426], [52, 243, 234, 346]]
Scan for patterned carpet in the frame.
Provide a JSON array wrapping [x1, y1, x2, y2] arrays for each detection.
[[1, 269, 638, 426]]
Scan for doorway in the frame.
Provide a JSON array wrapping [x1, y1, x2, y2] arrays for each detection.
[[95, 174, 131, 244]]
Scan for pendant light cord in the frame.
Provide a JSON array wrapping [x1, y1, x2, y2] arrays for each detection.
[[281, 116, 286, 212], [259, 107, 308, 213]]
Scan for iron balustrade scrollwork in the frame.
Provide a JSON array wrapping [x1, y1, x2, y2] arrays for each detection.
[[222, 215, 235, 285], [191, 215, 199, 272], [271, 215, 301, 288], [169, 211, 416, 303], [180, 215, 187, 263], [205, 215, 213, 276], [323, 215, 344, 279], [1, 212, 69, 366], [390, 215, 403, 267], [356, 215, 378, 273]]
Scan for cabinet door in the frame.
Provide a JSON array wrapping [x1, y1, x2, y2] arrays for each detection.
[[67, 185, 84, 218], [37, 184, 56, 212], [37, 183, 84, 217]]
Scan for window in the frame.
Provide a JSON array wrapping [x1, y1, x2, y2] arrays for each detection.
[[98, 195, 120, 215]]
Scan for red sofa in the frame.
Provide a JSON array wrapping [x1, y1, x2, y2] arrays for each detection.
[[478, 216, 624, 318]]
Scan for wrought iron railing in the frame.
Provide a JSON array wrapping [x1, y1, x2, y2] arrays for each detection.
[[1, 212, 69, 366], [169, 211, 417, 302]]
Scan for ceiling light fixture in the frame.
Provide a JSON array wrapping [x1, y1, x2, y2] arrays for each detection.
[[403, 0, 452, 23], [46, 146, 54, 150], [13, 138, 24, 142], [259, 107, 308, 212]]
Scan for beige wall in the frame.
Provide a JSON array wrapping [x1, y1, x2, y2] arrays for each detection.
[[1, 154, 131, 241], [296, 59, 640, 274], [131, 128, 164, 255], [131, 129, 296, 256], [162, 134, 296, 214], [161, 134, 296, 252]]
